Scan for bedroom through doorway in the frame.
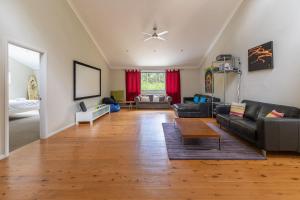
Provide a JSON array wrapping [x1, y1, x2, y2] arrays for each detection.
[[8, 44, 41, 152]]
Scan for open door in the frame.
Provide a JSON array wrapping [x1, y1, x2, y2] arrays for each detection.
[[5, 42, 47, 154]]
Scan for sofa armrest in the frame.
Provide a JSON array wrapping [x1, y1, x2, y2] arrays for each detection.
[[215, 105, 231, 115], [257, 118, 300, 152], [166, 96, 172, 103], [135, 96, 141, 103]]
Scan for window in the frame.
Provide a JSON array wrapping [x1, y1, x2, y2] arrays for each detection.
[[141, 72, 165, 94]]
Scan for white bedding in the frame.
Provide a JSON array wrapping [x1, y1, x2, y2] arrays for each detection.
[[9, 98, 40, 115]]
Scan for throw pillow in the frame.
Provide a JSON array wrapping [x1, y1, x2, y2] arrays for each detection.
[[193, 96, 200, 104], [153, 95, 160, 102], [230, 102, 246, 117], [199, 97, 206, 103], [148, 95, 154, 102], [164, 96, 170, 102], [135, 96, 141, 102], [159, 96, 165, 102], [140, 96, 150, 102], [266, 110, 284, 118]]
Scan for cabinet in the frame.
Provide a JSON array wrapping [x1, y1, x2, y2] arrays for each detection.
[[76, 105, 110, 125]]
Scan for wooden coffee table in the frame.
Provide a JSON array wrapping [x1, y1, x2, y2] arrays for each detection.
[[174, 118, 221, 150]]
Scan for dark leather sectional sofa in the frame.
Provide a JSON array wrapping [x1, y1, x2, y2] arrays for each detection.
[[216, 100, 300, 153], [173, 94, 220, 118]]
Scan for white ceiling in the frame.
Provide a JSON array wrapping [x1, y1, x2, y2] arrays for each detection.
[[69, 0, 242, 68]]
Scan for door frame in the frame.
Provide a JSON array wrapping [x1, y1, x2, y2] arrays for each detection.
[[3, 39, 48, 156]]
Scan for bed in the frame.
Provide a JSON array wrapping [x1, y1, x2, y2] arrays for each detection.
[[9, 98, 40, 115]]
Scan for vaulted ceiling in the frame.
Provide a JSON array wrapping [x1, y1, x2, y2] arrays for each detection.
[[68, 0, 242, 68]]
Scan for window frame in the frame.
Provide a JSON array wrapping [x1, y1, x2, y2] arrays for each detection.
[[141, 70, 166, 95]]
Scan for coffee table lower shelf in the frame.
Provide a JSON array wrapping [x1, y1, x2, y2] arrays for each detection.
[[181, 136, 221, 150]]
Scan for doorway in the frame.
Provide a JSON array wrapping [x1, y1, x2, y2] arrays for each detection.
[[5, 43, 47, 153]]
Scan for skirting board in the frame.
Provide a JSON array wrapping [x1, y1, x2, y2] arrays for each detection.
[[0, 154, 8, 160], [0, 123, 75, 160], [45, 122, 75, 139]]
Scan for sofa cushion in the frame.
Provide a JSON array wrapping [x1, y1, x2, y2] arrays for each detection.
[[148, 95, 154, 102], [140, 96, 150, 102], [135, 96, 141, 102], [229, 118, 257, 141], [216, 114, 242, 127], [173, 104, 201, 112], [202, 95, 220, 103], [159, 96, 166, 102], [217, 114, 243, 121], [244, 103, 260, 121], [153, 95, 160, 102], [258, 103, 300, 119], [242, 100, 300, 119], [139, 101, 169, 104]]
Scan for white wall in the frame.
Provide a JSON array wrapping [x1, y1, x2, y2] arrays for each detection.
[[0, 0, 110, 155], [9, 58, 35, 99], [201, 0, 300, 107], [110, 68, 201, 102], [180, 69, 202, 101], [111, 69, 126, 94]]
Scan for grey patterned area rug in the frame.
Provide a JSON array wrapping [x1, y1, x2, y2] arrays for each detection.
[[162, 123, 266, 160]]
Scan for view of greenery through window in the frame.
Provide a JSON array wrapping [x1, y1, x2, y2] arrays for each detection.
[[141, 72, 165, 91]]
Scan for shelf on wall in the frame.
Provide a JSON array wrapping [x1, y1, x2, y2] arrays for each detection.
[[210, 55, 242, 117]]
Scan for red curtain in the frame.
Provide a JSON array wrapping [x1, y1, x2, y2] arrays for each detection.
[[125, 70, 141, 101], [166, 70, 181, 104]]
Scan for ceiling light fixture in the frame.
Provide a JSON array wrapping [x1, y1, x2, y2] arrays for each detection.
[[143, 25, 168, 42]]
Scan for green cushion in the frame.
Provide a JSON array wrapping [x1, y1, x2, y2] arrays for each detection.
[[111, 90, 124, 102]]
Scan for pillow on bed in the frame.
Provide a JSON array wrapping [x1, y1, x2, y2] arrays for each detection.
[[15, 98, 26, 101]]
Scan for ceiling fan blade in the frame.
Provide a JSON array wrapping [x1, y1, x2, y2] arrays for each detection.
[[158, 31, 168, 36], [157, 37, 166, 41], [144, 37, 153, 42], [142, 32, 152, 36]]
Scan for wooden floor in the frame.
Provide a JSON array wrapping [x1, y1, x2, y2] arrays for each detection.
[[1, 110, 300, 200]]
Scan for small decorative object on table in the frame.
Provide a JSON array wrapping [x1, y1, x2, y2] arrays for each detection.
[[79, 101, 87, 112]]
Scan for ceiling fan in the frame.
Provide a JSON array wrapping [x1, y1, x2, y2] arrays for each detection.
[[143, 25, 168, 41]]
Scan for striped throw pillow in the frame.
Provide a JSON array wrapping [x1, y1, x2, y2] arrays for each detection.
[[230, 102, 246, 117], [266, 110, 284, 118]]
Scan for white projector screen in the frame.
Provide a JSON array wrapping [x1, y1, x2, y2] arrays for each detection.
[[74, 61, 101, 100]]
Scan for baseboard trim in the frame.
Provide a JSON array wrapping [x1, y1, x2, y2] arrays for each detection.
[[0, 154, 8, 160], [45, 122, 75, 139], [0, 123, 75, 160]]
